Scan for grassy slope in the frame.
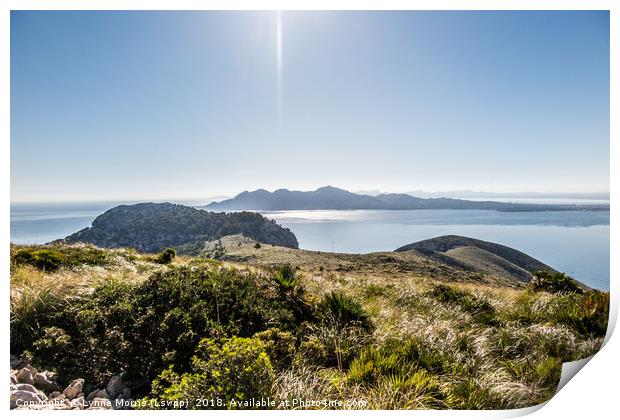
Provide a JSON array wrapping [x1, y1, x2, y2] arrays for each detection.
[[10, 241, 607, 409]]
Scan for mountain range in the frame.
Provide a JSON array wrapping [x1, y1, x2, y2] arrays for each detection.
[[204, 186, 610, 212]]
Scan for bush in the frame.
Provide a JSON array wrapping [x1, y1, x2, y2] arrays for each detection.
[[317, 292, 373, 332], [530, 271, 584, 294], [273, 264, 299, 290], [547, 291, 609, 336], [312, 292, 374, 369], [155, 248, 176, 264], [11, 245, 109, 271], [28, 266, 302, 393], [253, 329, 297, 372], [13, 249, 64, 271], [254, 242, 261, 249], [149, 337, 274, 408]]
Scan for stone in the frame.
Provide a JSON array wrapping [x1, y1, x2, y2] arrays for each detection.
[[10, 389, 42, 409], [22, 364, 38, 376], [11, 383, 38, 393], [63, 378, 84, 400], [105, 375, 124, 399], [10, 374, 17, 384], [34, 372, 59, 392], [16, 367, 34, 385], [86, 388, 108, 401], [48, 391, 63, 399]]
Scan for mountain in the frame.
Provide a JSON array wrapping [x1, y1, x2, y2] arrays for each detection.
[[394, 235, 556, 283], [60, 202, 298, 253], [205, 186, 610, 212]]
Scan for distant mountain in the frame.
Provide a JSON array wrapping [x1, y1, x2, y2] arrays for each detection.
[[61, 202, 298, 253], [395, 235, 556, 283], [205, 186, 610, 212]]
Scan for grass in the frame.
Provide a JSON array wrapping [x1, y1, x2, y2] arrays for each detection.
[[9, 243, 608, 409]]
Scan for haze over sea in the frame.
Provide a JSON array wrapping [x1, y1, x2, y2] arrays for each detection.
[[10, 198, 610, 291]]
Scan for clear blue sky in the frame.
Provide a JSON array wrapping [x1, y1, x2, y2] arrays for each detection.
[[11, 11, 609, 202]]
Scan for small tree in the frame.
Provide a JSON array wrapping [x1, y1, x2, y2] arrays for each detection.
[[254, 242, 262, 249], [156, 248, 176, 264]]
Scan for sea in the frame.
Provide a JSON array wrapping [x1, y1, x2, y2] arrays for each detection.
[[10, 201, 610, 290]]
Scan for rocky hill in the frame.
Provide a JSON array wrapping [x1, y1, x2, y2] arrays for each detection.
[[205, 186, 609, 212], [395, 235, 556, 283], [61, 203, 298, 253]]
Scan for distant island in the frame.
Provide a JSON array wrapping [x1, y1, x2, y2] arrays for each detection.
[[204, 186, 610, 212]]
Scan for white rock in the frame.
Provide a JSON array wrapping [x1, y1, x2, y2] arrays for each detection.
[[63, 378, 84, 400]]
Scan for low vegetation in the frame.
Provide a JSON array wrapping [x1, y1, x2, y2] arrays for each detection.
[[9, 243, 609, 409]]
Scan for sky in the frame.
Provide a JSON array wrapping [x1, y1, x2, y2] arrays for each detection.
[[10, 11, 610, 202]]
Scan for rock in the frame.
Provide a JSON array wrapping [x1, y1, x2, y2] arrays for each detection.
[[11, 383, 38, 393], [86, 388, 108, 401], [16, 367, 34, 385], [49, 391, 63, 399], [10, 389, 42, 409], [106, 375, 124, 399], [34, 372, 59, 392], [88, 397, 112, 410], [23, 364, 38, 376], [121, 386, 131, 399], [63, 378, 84, 400], [10, 374, 17, 384]]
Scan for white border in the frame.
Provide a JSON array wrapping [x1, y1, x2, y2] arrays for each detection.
[[2, 1, 617, 419]]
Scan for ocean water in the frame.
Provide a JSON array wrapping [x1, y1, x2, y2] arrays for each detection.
[[10, 204, 610, 290]]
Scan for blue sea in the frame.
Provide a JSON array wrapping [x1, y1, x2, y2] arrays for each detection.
[[10, 203, 610, 290]]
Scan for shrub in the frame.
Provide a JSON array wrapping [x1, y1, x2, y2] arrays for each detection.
[[253, 329, 297, 372], [254, 242, 261, 249], [149, 337, 274, 408], [155, 248, 176, 264], [530, 271, 584, 294], [13, 249, 64, 271], [547, 291, 609, 336], [11, 245, 109, 271], [317, 292, 373, 332], [312, 292, 374, 369], [273, 264, 299, 290], [29, 266, 301, 393]]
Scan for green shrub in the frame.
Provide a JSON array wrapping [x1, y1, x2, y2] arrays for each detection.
[[28, 266, 302, 393], [253, 328, 297, 372], [149, 336, 274, 409], [155, 248, 176, 264], [11, 246, 109, 271], [530, 271, 584, 294], [317, 292, 373, 332], [547, 291, 609, 336], [273, 264, 299, 290], [254, 242, 261, 249], [13, 249, 64, 271]]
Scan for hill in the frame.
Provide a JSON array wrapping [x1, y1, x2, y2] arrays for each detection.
[[60, 202, 298, 252], [205, 186, 610, 212], [394, 235, 556, 283]]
